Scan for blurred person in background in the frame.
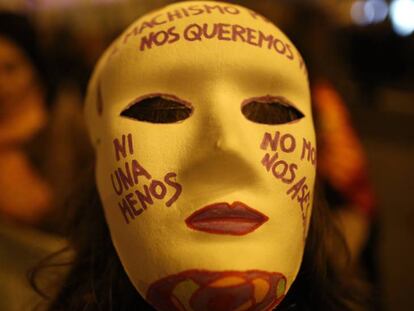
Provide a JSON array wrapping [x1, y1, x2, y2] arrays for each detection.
[[0, 11, 67, 311], [0, 11, 100, 227], [0, 12, 52, 224]]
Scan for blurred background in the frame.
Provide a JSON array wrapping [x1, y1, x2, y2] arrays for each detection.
[[0, 0, 413, 310]]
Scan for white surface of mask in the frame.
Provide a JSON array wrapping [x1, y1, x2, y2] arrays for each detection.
[[85, 1, 316, 310]]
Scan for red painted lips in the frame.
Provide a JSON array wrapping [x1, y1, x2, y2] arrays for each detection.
[[185, 201, 269, 235]]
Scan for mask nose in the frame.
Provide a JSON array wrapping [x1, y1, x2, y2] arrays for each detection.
[[215, 137, 227, 150], [178, 97, 260, 201], [179, 148, 260, 203], [208, 106, 243, 153]]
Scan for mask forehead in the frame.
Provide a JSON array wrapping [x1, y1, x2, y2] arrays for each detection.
[[87, 1, 310, 130]]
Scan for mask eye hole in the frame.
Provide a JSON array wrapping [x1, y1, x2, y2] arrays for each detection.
[[242, 96, 304, 125], [120, 95, 193, 124]]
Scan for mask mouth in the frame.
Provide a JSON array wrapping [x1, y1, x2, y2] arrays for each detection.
[[185, 201, 268, 235]]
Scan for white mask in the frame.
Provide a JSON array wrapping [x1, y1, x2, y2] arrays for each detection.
[[85, 1, 316, 310]]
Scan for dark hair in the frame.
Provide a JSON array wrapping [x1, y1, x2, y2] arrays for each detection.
[[0, 11, 55, 106], [0, 12, 41, 70], [30, 164, 369, 311]]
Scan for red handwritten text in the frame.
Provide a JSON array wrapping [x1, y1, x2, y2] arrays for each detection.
[[110, 134, 182, 224], [139, 23, 295, 63], [301, 138, 316, 166]]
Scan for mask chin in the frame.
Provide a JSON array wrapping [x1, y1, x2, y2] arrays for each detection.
[[147, 270, 287, 311]]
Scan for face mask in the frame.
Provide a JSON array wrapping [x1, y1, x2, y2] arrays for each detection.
[[85, 1, 316, 310]]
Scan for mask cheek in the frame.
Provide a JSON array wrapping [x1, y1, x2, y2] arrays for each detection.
[[257, 126, 316, 238], [97, 131, 185, 227]]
